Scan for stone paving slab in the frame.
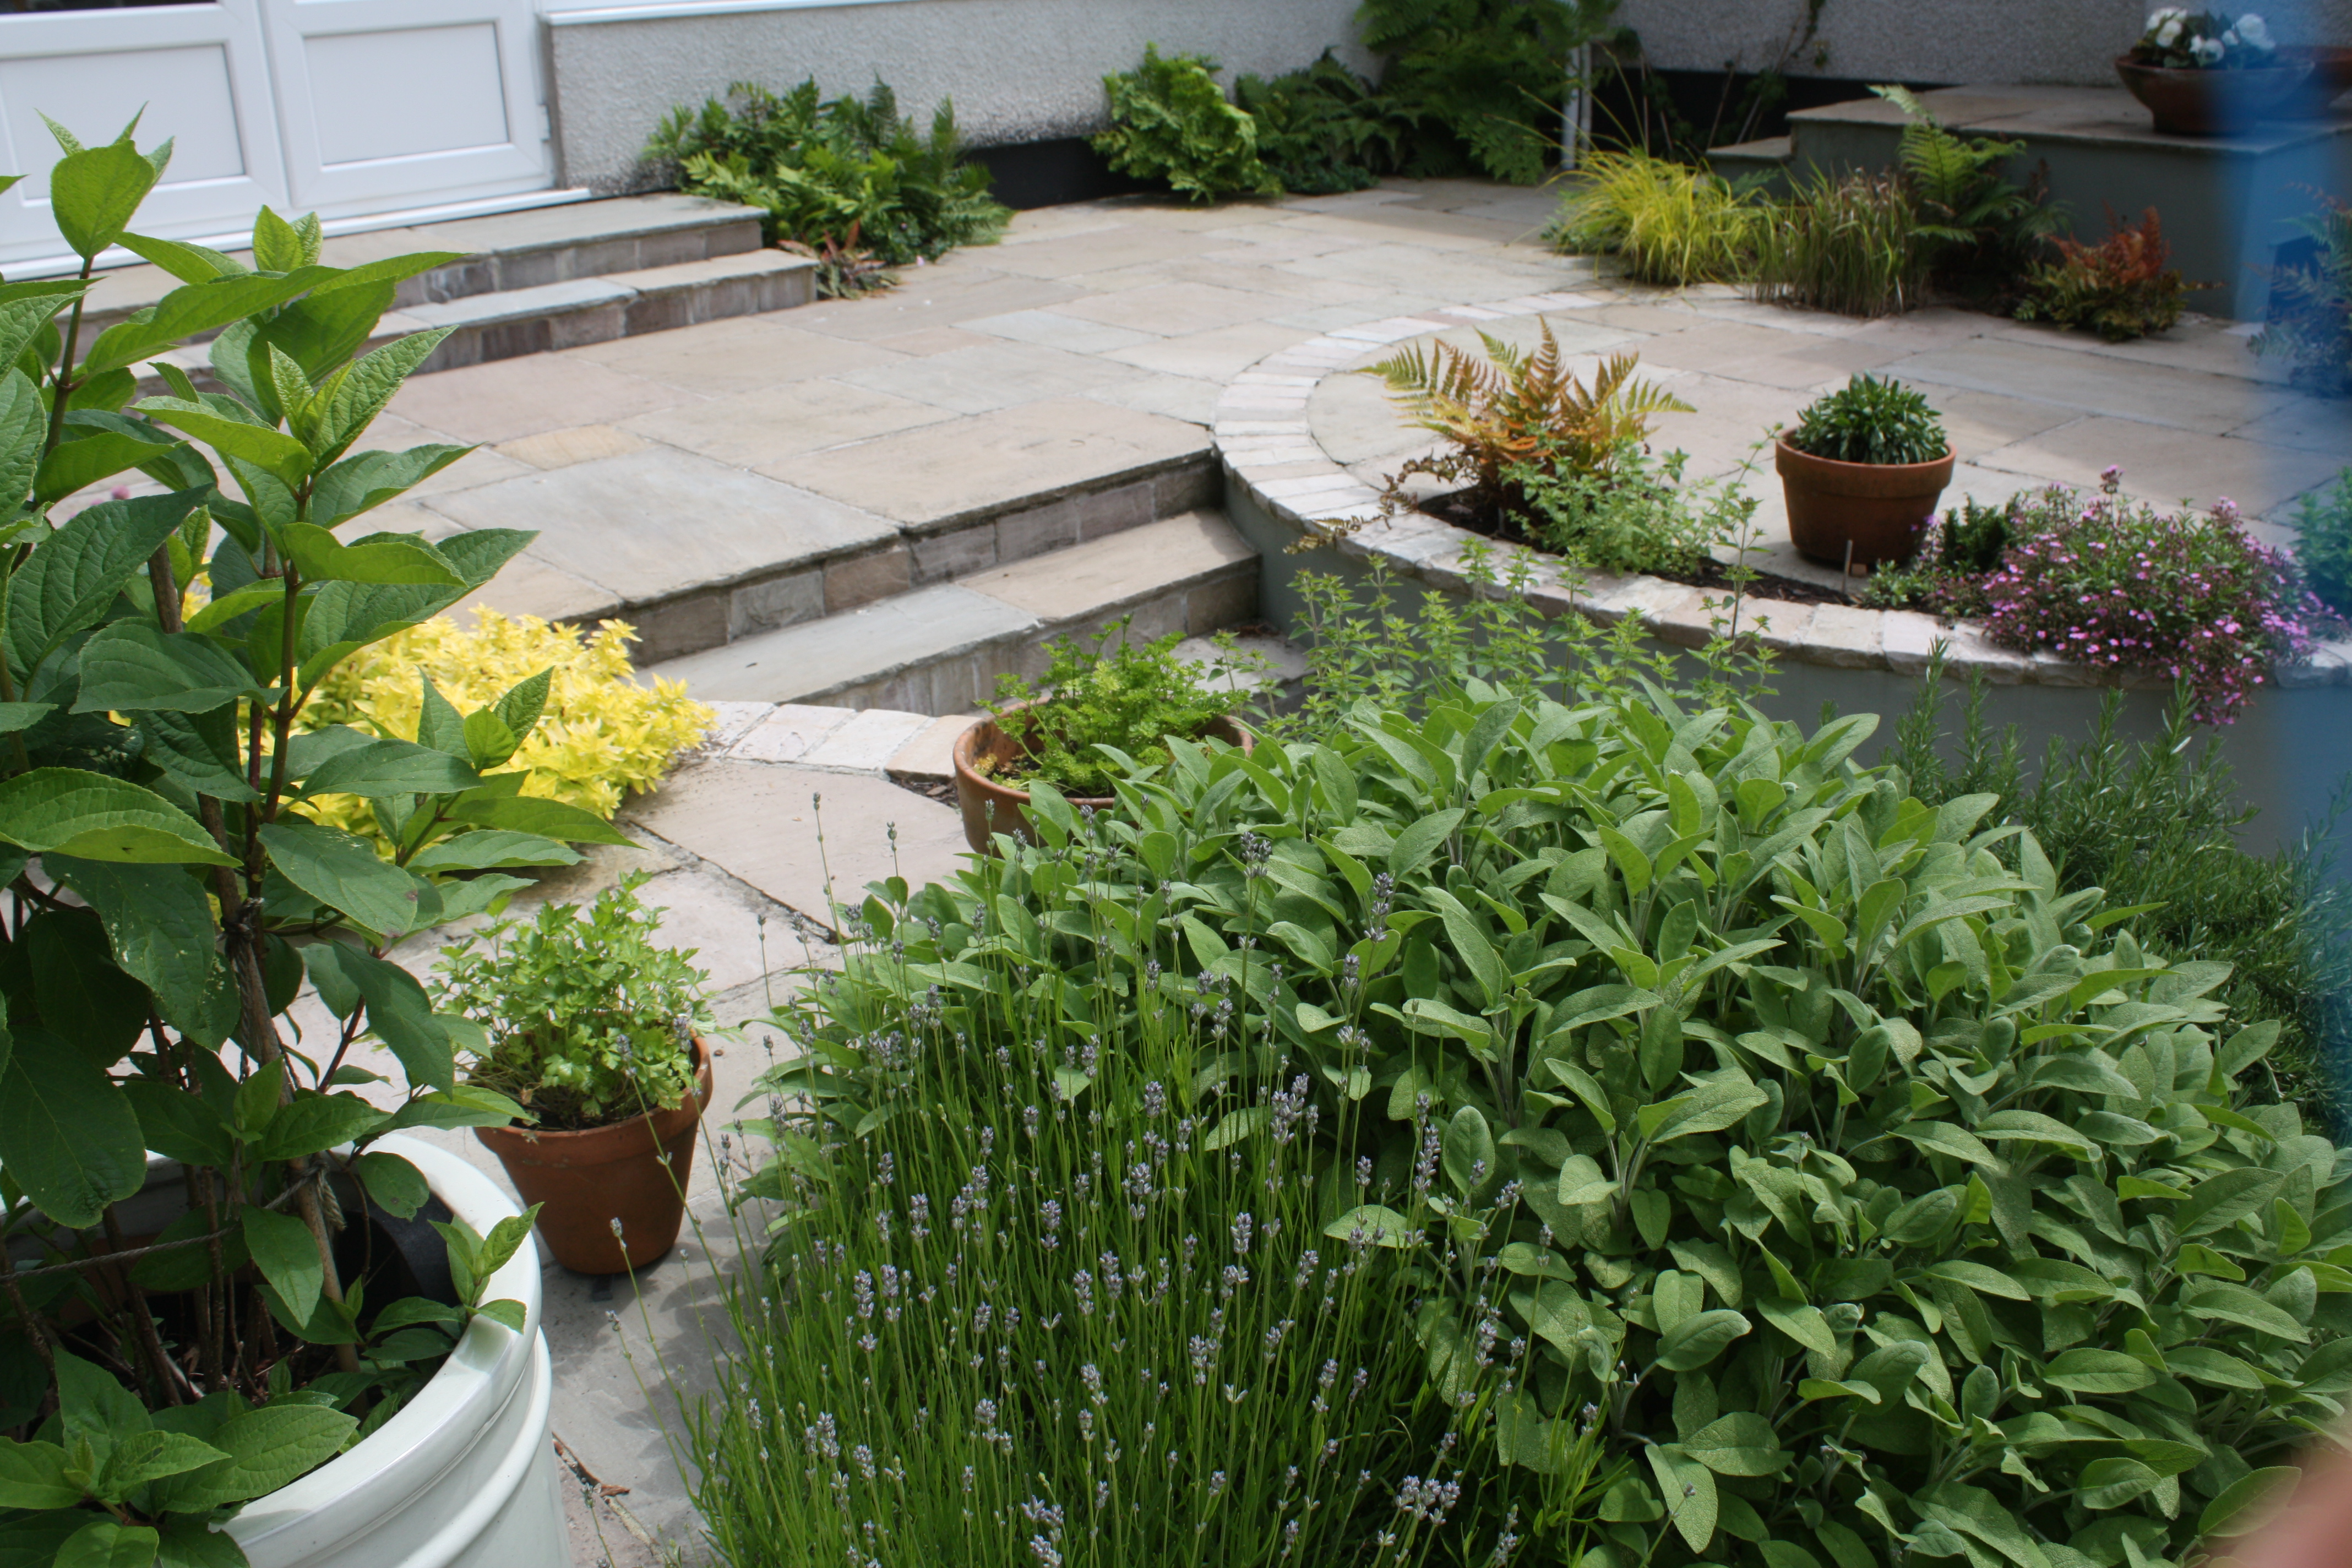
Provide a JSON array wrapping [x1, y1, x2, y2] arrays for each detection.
[[620, 378, 955, 469], [780, 396, 1211, 534], [627, 759, 971, 931], [428, 445, 898, 608]]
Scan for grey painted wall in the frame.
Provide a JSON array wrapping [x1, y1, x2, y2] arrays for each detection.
[[1613, 0, 2352, 88], [545, 0, 1371, 194]]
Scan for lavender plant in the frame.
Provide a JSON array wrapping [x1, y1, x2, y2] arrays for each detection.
[[691, 888, 1590, 1565]]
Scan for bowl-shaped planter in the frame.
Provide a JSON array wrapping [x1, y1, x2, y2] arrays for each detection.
[[232, 1136, 565, 1568], [952, 712, 1254, 854], [2114, 55, 2310, 134], [475, 1037, 713, 1275], [2276, 45, 2352, 115], [1775, 435, 1956, 569]]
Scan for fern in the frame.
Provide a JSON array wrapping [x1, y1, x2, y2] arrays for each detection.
[[1361, 320, 1691, 503], [1357, 0, 1616, 184], [1868, 83, 2063, 304], [1233, 52, 1411, 195], [1093, 46, 1281, 203]]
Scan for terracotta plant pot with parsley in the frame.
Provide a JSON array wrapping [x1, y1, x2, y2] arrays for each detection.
[[952, 622, 1259, 854], [1775, 373, 1955, 569], [435, 874, 717, 1274]]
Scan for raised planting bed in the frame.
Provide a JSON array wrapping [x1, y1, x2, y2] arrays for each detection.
[[1213, 298, 2352, 855]]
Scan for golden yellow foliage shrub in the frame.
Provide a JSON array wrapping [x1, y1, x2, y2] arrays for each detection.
[[296, 611, 713, 842]]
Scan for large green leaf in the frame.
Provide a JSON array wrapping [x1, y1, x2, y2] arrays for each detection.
[[259, 820, 434, 937], [280, 523, 464, 587], [407, 829, 579, 873], [161, 1403, 356, 1510], [133, 396, 311, 487], [55, 1520, 159, 1568], [113, 231, 245, 284], [444, 792, 635, 846], [32, 424, 183, 506], [308, 444, 471, 530], [250, 1092, 388, 1162], [49, 858, 238, 1046], [0, 1439, 81, 1510], [7, 488, 207, 679], [118, 1079, 236, 1168], [0, 369, 47, 515], [240, 1204, 324, 1324], [134, 707, 259, 803], [0, 770, 235, 865], [79, 266, 337, 376], [26, 907, 148, 1065], [0, 292, 74, 375], [0, 1030, 144, 1227], [1656, 1309, 1751, 1370], [49, 139, 159, 259], [317, 944, 455, 1093], [296, 736, 479, 798], [72, 622, 272, 714]]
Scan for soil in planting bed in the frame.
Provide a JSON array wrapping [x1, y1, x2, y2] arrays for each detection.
[[1420, 490, 1860, 609]]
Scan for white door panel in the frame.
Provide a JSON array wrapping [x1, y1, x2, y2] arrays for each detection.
[[0, 1, 289, 270], [262, 0, 549, 214]]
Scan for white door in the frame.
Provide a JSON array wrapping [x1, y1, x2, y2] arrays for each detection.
[[258, 0, 550, 217], [0, 0, 292, 271]]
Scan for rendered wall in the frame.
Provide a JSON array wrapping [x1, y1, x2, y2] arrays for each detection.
[[543, 0, 1372, 194], [1613, 0, 2352, 88]]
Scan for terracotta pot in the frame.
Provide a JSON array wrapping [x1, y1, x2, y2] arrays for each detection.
[[1774, 435, 1955, 569], [951, 711, 1254, 855], [474, 1037, 712, 1274], [2277, 45, 2352, 115], [2113, 55, 2310, 134]]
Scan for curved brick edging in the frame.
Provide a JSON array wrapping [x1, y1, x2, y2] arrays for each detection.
[[1210, 295, 2352, 692]]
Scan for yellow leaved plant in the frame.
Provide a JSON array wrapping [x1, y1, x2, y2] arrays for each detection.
[[295, 611, 714, 846]]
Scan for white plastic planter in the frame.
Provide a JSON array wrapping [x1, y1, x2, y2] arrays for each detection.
[[224, 1136, 572, 1568]]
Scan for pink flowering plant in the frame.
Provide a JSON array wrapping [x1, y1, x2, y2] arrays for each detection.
[[1978, 467, 2334, 722]]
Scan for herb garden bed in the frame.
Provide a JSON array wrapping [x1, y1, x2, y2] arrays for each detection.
[[1213, 299, 2352, 852]]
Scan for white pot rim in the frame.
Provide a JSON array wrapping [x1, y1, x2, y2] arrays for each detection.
[[224, 1134, 545, 1561]]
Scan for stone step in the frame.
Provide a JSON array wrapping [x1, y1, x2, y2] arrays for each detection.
[[139, 249, 817, 393], [643, 510, 1260, 714], [434, 397, 1216, 665], [81, 193, 769, 341]]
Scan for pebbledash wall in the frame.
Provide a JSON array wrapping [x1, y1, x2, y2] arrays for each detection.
[[537, 0, 1371, 195]]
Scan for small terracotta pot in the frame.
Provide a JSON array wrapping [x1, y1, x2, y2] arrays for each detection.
[[474, 1038, 712, 1275], [1774, 435, 1955, 569], [2114, 55, 2310, 135], [951, 711, 1254, 855]]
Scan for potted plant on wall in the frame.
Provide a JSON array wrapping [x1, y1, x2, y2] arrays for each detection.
[[951, 621, 1257, 853], [437, 874, 716, 1275], [2116, 9, 2309, 134], [1775, 373, 1957, 569], [0, 118, 627, 1566]]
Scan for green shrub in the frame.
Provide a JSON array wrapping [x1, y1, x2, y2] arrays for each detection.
[[1234, 51, 1411, 195], [2289, 468, 2352, 622], [1751, 169, 1926, 318], [1855, 498, 2011, 617], [644, 79, 1008, 281], [1888, 665, 2352, 1134], [1788, 374, 1948, 466], [737, 667, 2352, 1567], [433, 872, 711, 1129], [1093, 45, 1281, 203], [1547, 150, 1761, 286], [979, 620, 1253, 798], [1512, 443, 1758, 578], [1359, 0, 1614, 184]]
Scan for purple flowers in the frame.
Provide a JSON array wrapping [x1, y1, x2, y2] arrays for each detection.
[[1978, 470, 2332, 723]]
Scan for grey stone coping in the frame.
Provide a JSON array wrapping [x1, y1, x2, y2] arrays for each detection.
[[1210, 295, 2352, 692]]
